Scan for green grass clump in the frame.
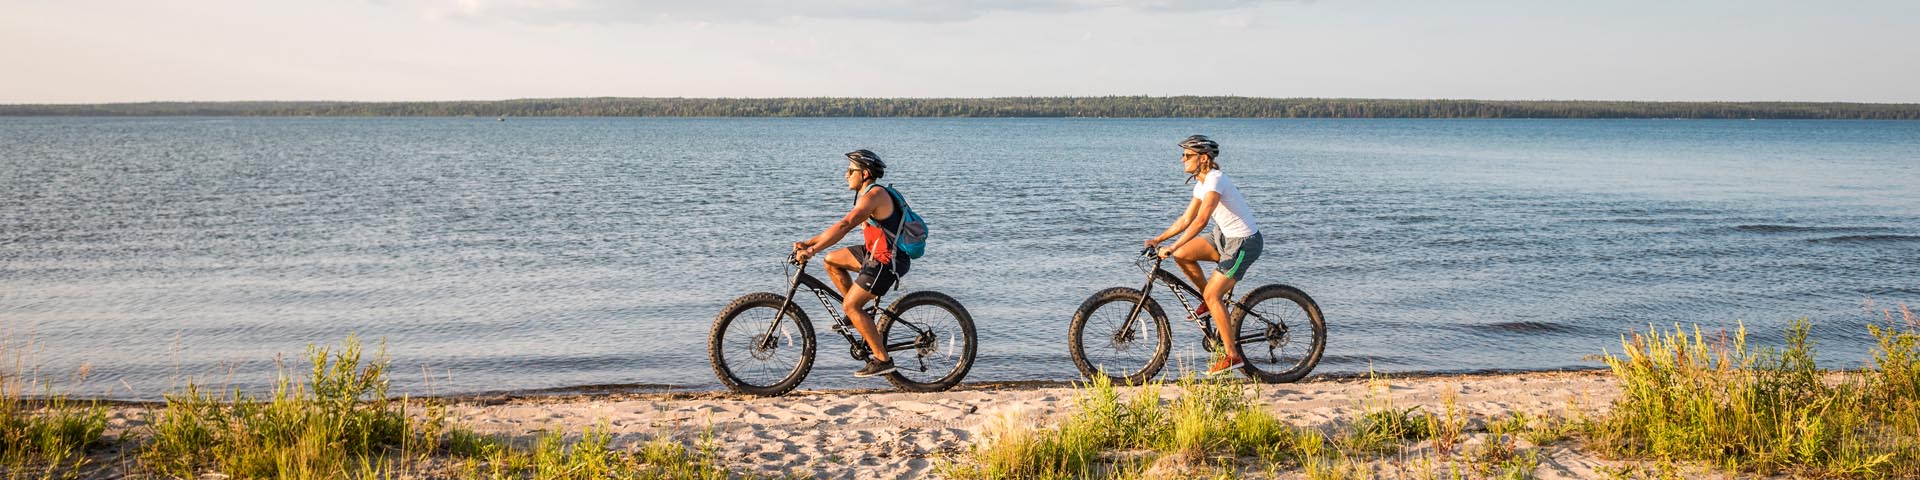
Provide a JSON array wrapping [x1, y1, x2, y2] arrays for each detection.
[[139, 335, 434, 478], [1588, 318, 1920, 477], [950, 386, 1104, 479], [5, 333, 750, 479], [1, 387, 109, 479], [445, 424, 744, 480], [1491, 410, 1571, 448], [1354, 406, 1430, 442], [947, 372, 1324, 479], [1, 340, 109, 479]]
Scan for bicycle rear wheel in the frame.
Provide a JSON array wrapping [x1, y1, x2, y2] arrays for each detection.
[[1229, 285, 1326, 384], [877, 291, 977, 392], [709, 292, 816, 397], [1068, 287, 1172, 385]]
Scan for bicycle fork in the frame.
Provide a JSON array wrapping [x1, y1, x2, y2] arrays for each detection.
[[1115, 258, 1164, 344], [756, 264, 811, 351]]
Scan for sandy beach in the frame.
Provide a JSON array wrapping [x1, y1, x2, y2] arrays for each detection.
[[428, 370, 1650, 479]]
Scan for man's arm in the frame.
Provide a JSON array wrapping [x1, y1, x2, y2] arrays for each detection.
[[794, 188, 885, 259]]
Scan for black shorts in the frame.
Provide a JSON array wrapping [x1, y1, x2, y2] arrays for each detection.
[[847, 246, 910, 296]]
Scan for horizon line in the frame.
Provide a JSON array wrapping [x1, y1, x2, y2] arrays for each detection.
[[7, 96, 1920, 107]]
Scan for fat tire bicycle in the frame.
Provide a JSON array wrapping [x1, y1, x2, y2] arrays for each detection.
[[1068, 248, 1326, 384], [709, 253, 978, 397]]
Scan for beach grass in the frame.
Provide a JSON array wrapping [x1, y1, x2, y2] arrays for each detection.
[[11, 304, 1920, 478], [945, 370, 1331, 479], [440, 423, 748, 480], [139, 334, 431, 478], [950, 306, 1920, 479], [1, 336, 109, 479], [1585, 309, 1920, 478], [1, 383, 108, 479], [139, 335, 752, 479], [0, 333, 748, 479]]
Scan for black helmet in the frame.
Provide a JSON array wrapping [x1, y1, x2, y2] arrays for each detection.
[[1177, 135, 1219, 157], [845, 149, 886, 171]]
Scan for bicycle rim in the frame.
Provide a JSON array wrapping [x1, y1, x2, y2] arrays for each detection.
[[881, 292, 976, 391], [1070, 288, 1170, 384], [1233, 286, 1325, 383], [711, 293, 815, 395]]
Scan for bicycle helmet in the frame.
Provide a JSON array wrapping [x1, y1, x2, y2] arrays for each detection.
[[845, 149, 886, 171], [1177, 135, 1219, 157]]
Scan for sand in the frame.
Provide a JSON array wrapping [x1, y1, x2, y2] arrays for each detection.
[[440, 370, 1681, 479]]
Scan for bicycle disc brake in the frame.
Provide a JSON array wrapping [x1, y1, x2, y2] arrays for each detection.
[[1109, 326, 1139, 351], [751, 333, 779, 361], [1264, 321, 1289, 362]]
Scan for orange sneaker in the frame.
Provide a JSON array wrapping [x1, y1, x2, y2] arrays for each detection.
[[1207, 355, 1244, 376], [1190, 302, 1210, 320]]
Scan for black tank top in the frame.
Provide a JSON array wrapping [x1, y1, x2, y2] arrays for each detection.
[[862, 185, 905, 233]]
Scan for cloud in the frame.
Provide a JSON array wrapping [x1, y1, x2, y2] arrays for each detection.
[[407, 0, 1299, 24]]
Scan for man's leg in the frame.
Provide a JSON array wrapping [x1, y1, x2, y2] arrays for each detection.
[[1170, 240, 1220, 289], [842, 286, 890, 362], [823, 248, 861, 294]]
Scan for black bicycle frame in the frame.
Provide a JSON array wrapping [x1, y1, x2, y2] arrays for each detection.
[[757, 260, 929, 361], [1121, 254, 1277, 348]]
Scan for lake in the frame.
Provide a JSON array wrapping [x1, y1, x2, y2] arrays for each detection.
[[2, 117, 1916, 400]]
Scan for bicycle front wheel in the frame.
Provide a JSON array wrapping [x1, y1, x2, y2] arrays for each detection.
[[1229, 284, 1326, 384], [709, 292, 816, 397], [879, 291, 977, 392], [1068, 287, 1171, 385]]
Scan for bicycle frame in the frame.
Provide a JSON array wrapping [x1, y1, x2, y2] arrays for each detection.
[[756, 259, 932, 362], [1122, 253, 1279, 350]]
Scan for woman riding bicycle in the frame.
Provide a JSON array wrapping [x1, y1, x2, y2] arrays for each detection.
[[792, 149, 908, 378], [1146, 135, 1265, 376]]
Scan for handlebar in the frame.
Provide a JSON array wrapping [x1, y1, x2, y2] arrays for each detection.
[[1135, 246, 1167, 273]]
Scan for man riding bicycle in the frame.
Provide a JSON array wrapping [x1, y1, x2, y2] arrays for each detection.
[[792, 149, 909, 378], [1146, 135, 1266, 376]]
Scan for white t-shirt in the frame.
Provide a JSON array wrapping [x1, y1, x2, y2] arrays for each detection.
[[1193, 170, 1260, 238]]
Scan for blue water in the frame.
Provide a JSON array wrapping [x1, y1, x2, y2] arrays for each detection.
[[2, 117, 1916, 400]]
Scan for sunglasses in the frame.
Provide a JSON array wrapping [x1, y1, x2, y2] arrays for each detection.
[[846, 168, 866, 176]]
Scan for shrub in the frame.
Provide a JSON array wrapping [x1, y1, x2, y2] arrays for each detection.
[[1590, 319, 1915, 477]]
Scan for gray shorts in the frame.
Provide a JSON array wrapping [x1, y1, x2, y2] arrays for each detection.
[[1207, 230, 1263, 281]]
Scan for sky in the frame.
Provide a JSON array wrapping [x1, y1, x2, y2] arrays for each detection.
[[2, 0, 1917, 103]]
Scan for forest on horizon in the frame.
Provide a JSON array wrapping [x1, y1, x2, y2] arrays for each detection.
[[4, 97, 1918, 119]]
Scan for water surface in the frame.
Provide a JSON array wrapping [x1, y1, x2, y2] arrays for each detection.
[[2, 118, 1916, 400]]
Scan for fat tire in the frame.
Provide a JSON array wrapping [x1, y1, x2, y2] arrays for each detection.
[[1068, 287, 1173, 385], [878, 291, 978, 392], [709, 292, 816, 397], [1229, 285, 1326, 384]]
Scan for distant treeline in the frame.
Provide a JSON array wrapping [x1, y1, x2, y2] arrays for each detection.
[[4, 97, 1918, 119]]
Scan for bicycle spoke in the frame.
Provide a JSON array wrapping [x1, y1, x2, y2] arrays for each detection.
[[723, 307, 804, 387], [1244, 303, 1305, 370], [889, 305, 960, 381], [1081, 299, 1161, 379]]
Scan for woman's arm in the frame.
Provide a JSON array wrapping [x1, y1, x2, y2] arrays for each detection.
[[1149, 197, 1204, 248], [1161, 192, 1221, 257]]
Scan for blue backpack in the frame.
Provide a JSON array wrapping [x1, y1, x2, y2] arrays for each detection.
[[866, 184, 927, 259]]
